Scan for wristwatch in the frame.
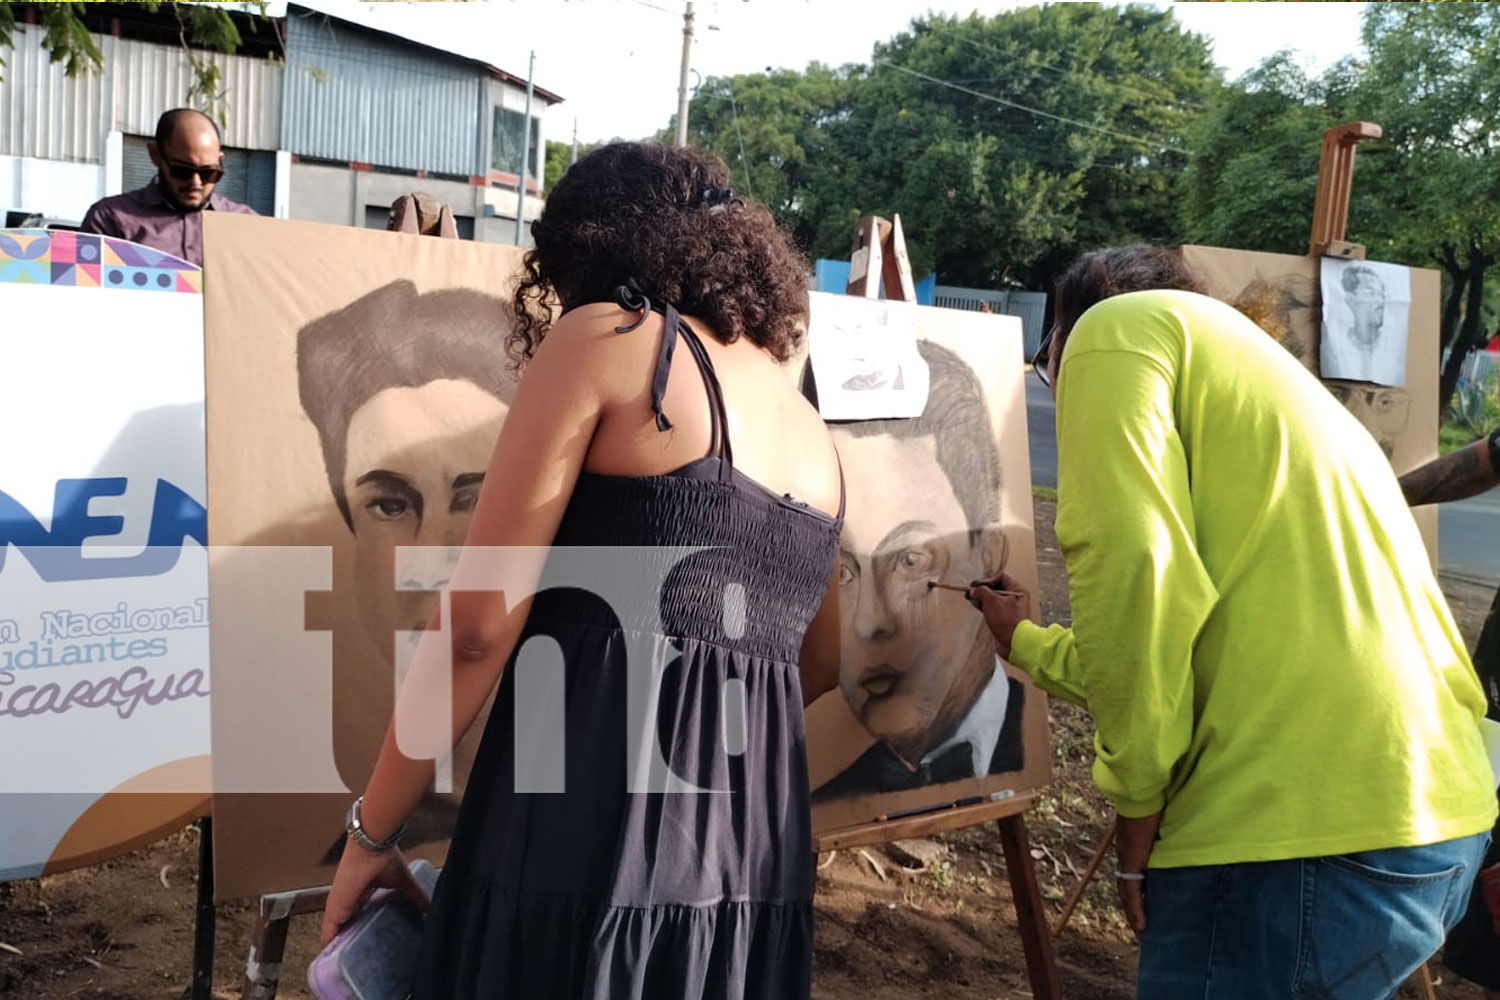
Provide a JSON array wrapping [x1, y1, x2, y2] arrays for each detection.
[[344, 796, 406, 852]]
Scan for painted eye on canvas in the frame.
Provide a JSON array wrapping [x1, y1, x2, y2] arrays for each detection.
[[837, 558, 857, 587], [367, 496, 412, 520], [897, 548, 931, 575]]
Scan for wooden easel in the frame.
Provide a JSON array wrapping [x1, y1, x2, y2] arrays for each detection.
[[1309, 121, 1381, 261], [241, 884, 330, 999], [814, 213, 1063, 1000]]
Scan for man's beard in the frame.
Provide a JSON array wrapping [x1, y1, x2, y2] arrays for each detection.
[[161, 181, 210, 213]]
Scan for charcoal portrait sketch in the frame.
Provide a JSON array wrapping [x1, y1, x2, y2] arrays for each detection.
[[295, 280, 518, 859], [203, 214, 528, 899], [1325, 381, 1412, 460], [812, 340, 1025, 803], [1320, 259, 1412, 387], [807, 293, 930, 420], [1230, 272, 1320, 370]]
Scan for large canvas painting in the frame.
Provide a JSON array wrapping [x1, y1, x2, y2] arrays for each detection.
[[204, 217, 1050, 898], [204, 215, 524, 899], [795, 296, 1051, 835]]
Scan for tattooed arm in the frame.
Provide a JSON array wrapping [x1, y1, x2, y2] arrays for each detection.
[[1399, 431, 1500, 506]]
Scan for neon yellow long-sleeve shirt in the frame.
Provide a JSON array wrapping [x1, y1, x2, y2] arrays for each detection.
[[1010, 289, 1497, 869]]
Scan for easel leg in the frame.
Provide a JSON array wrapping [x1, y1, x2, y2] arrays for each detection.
[[192, 817, 215, 1000], [240, 904, 292, 1000], [1411, 960, 1438, 1000], [998, 813, 1063, 1000], [1052, 816, 1117, 938]]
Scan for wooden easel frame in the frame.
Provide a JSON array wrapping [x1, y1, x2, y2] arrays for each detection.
[[1309, 121, 1381, 261], [814, 213, 1063, 1000], [241, 884, 330, 999]]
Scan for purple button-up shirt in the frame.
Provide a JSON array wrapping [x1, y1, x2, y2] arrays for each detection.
[[79, 177, 258, 267]]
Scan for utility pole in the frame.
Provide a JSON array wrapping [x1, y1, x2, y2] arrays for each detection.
[[571, 118, 578, 166], [675, 1, 694, 147], [514, 49, 536, 247]]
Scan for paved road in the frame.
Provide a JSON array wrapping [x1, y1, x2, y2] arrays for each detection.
[[1440, 491, 1500, 585], [1024, 376, 1057, 488], [1023, 375, 1500, 585]]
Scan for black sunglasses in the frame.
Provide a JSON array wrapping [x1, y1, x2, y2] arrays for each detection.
[[1032, 324, 1056, 388], [163, 159, 224, 184]]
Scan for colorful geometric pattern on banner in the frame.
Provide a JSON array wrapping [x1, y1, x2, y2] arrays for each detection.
[[0, 230, 202, 293]]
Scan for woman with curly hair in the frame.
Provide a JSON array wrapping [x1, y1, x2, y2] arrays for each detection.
[[318, 142, 844, 1000]]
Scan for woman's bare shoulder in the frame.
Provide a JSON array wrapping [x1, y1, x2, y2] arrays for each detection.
[[530, 302, 666, 399]]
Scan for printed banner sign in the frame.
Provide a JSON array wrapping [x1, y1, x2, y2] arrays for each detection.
[[0, 230, 210, 881]]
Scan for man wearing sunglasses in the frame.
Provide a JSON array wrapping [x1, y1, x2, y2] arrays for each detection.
[[81, 108, 257, 266]]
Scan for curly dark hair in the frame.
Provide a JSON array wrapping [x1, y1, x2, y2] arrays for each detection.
[[1052, 244, 1205, 352], [510, 142, 810, 367]]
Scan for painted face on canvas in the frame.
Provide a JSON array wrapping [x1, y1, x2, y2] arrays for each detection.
[[1329, 382, 1409, 459], [341, 379, 507, 657], [831, 429, 1006, 766]]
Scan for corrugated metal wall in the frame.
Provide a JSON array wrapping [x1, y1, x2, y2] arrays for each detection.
[[0, 25, 108, 162], [114, 37, 282, 150], [284, 12, 482, 176], [0, 25, 282, 161]]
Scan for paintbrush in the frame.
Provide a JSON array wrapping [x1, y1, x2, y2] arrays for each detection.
[[927, 580, 1027, 598]]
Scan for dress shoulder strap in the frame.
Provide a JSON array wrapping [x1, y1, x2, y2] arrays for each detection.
[[610, 281, 734, 480]]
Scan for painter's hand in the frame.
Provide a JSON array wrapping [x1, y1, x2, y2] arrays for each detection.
[[319, 841, 430, 949], [1114, 811, 1161, 937], [967, 571, 1031, 660]]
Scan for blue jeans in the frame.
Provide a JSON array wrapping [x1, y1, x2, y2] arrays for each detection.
[[1137, 833, 1490, 999]]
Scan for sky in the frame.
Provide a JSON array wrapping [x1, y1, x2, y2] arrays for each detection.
[[266, 0, 1368, 146]]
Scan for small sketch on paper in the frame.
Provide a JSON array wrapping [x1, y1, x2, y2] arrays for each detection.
[[808, 293, 930, 420], [1320, 259, 1412, 386], [841, 360, 905, 392]]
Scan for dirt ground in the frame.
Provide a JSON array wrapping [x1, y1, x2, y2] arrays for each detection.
[[0, 498, 1492, 999]]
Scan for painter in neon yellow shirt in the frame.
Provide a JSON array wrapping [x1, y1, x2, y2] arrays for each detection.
[[1008, 288, 1497, 869]]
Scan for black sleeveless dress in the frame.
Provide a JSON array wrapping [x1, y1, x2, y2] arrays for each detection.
[[411, 288, 842, 1000]]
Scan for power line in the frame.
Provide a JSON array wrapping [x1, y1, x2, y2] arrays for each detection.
[[688, 85, 1147, 172], [626, 0, 678, 15], [687, 105, 1139, 175], [935, 27, 1210, 113], [873, 59, 1182, 153]]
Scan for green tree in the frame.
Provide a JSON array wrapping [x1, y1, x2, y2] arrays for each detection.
[[1180, 4, 1500, 417], [1351, 2, 1500, 414], [543, 139, 573, 195], [680, 5, 1220, 291], [840, 5, 1219, 287], [679, 63, 860, 254], [1181, 54, 1334, 254]]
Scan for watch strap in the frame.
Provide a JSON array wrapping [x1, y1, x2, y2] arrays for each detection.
[[346, 796, 405, 852]]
